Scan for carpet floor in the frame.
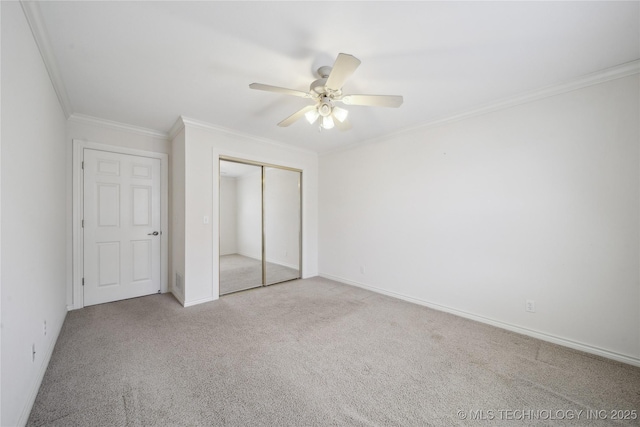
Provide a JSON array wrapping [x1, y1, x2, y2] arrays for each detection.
[[28, 277, 640, 426], [219, 254, 299, 295]]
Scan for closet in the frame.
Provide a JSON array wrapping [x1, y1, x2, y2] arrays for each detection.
[[219, 158, 301, 295]]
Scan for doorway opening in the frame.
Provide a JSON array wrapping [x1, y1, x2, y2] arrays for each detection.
[[219, 157, 302, 295]]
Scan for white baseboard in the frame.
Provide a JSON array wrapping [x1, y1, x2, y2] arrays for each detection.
[[319, 273, 640, 368], [236, 251, 260, 261], [231, 252, 298, 270], [171, 289, 185, 306], [183, 295, 217, 307], [265, 258, 298, 270], [17, 310, 67, 426]]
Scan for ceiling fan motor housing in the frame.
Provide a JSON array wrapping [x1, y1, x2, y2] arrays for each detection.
[[311, 66, 337, 95], [310, 78, 327, 95]]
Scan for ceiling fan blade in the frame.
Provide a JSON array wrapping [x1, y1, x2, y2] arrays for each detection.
[[249, 83, 311, 98], [341, 94, 403, 108], [277, 105, 317, 127], [326, 53, 361, 90], [334, 118, 352, 131]]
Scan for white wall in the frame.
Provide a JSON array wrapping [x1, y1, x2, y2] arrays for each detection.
[[1, 3, 69, 425], [219, 176, 237, 256], [319, 74, 640, 365], [236, 169, 262, 259], [67, 116, 171, 154], [172, 119, 318, 306]]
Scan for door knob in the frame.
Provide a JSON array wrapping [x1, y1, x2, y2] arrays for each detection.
[[148, 231, 160, 236]]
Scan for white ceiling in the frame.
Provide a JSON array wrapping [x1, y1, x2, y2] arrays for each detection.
[[34, 1, 639, 153]]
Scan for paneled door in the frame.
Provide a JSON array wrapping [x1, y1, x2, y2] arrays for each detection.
[[83, 149, 161, 306]]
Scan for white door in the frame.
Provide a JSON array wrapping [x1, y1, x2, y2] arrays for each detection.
[[83, 149, 162, 306]]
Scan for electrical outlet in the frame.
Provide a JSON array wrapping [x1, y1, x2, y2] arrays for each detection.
[[526, 299, 536, 313], [43, 320, 47, 336], [360, 266, 366, 274]]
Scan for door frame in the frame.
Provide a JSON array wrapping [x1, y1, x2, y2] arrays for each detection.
[[72, 139, 169, 309]]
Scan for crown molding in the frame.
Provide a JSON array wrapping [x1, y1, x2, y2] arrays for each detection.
[[168, 116, 186, 140], [176, 116, 318, 155], [68, 113, 169, 140], [322, 59, 640, 156], [412, 59, 640, 131], [21, 0, 73, 119]]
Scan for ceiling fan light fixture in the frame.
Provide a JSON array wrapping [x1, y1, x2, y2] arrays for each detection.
[[332, 106, 348, 123], [322, 115, 335, 129], [249, 53, 403, 131], [318, 98, 333, 117], [305, 108, 319, 124]]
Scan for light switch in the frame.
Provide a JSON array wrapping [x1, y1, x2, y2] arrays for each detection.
[[203, 216, 209, 224]]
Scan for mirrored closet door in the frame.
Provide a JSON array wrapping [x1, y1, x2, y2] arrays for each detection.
[[219, 158, 301, 296], [264, 166, 301, 285], [219, 161, 263, 294]]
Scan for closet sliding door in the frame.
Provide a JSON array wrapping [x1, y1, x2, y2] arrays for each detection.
[[264, 167, 301, 285], [219, 158, 302, 296], [219, 160, 263, 295]]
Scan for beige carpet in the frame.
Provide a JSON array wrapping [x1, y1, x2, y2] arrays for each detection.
[[28, 277, 640, 426], [219, 254, 299, 295]]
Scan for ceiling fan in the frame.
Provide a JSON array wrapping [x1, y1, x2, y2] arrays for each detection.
[[249, 53, 403, 131]]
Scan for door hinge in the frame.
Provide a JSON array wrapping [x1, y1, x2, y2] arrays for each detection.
[[82, 278, 85, 286], [82, 219, 84, 228], [81, 161, 84, 170]]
